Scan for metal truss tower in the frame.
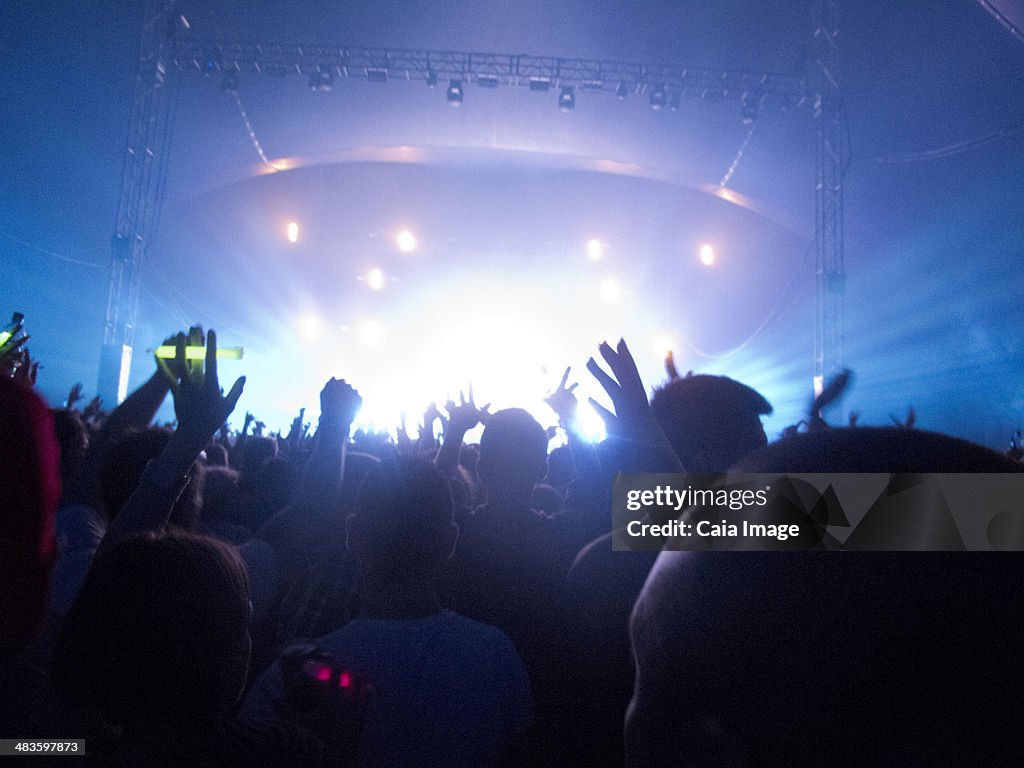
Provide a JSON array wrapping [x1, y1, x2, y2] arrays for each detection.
[[98, 0, 178, 405], [813, 0, 846, 393]]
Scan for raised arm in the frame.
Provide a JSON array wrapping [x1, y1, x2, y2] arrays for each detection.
[[100, 330, 245, 547], [587, 339, 682, 474], [435, 385, 489, 479], [292, 377, 362, 514]]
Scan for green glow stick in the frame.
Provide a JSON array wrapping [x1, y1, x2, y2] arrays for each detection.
[[152, 345, 244, 360], [0, 331, 10, 346]]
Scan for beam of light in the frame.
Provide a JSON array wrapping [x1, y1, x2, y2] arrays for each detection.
[[586, 238, 604, 261], [366, 267, 386, 291], [287, 221, 299, 243], [699, 243, 715, 266], [396, 229, 417, 253]]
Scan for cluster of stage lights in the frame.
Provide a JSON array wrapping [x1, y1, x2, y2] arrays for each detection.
[[286, 223, 714, 349], [295, 64, 759, 119]]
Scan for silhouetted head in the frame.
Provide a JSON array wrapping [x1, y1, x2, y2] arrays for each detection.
[[203, 443, 228, 467], [544, 444, 575, 489], [651, 374, 772, 472], [200, 465, 240, 526], [52, 407, 88, 490], [346, 457, 458, 584], [53, 532, 251, 727], [477, 408, 548, 492], [240, 435, 278, 480], [100, 428, 203, 527], [731, 426, 1024, 473]]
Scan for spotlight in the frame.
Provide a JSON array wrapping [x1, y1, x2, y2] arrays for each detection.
[[287, 222, 299, 243], [616, 81, 629, 99], [366, 268, 386, 291], [221, 71, 239, 93], [309, 64, 333, 93], [699, 243, 715, 266], [447, 79, 464, 106], [396, 229, 417, 253], [650, 85, 666, 111], [559, 85, 575, 112], [426, 69, 438, 88], [586, 238, 604, 261]]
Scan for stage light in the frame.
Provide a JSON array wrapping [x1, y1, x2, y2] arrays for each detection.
[[699, 243, 715, 266], [396, 229, 417, 253], [650, 85, 667, 111], [366, 267, 386, 291], [600, 278, 620, 303], [616, 81, 629, 99], [309, 64, 333, 93], [586, 238, 604, 261], [287, 222, 299, 243], [360, 320, 383, 345], [447, 80, 464, 106], [559, 85, 575, 112]]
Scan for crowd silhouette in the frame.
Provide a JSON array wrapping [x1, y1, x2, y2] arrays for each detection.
[[2, 318, 1023, 766]]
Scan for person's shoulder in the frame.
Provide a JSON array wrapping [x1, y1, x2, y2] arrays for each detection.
[[436, 610, 520, 649]]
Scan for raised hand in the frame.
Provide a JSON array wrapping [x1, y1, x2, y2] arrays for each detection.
[[66, 382, 84, 409], [586, 339, 650, 435], [586, 338, 680, 471], [665, 350, 681, 381], [544, 366, 579, 424], [11, 347, 39, 387], [83, 395, 103, 421], [444, 384, 490, 434], [319, 377, 362, 427], [167, 329, 245, 443]]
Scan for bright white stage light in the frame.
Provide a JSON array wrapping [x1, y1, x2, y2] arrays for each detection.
[[586, 238, 604, 261], [287, 221, 299, 243], [367, 267, 386, 291], [396, 229, 417, 253], [699, 243, 715, 266]]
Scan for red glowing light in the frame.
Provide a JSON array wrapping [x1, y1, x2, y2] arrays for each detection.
[[339, 671, 352, 688]]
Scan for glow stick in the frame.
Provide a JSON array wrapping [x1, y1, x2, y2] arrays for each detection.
[[151, 346, 244, 360]]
